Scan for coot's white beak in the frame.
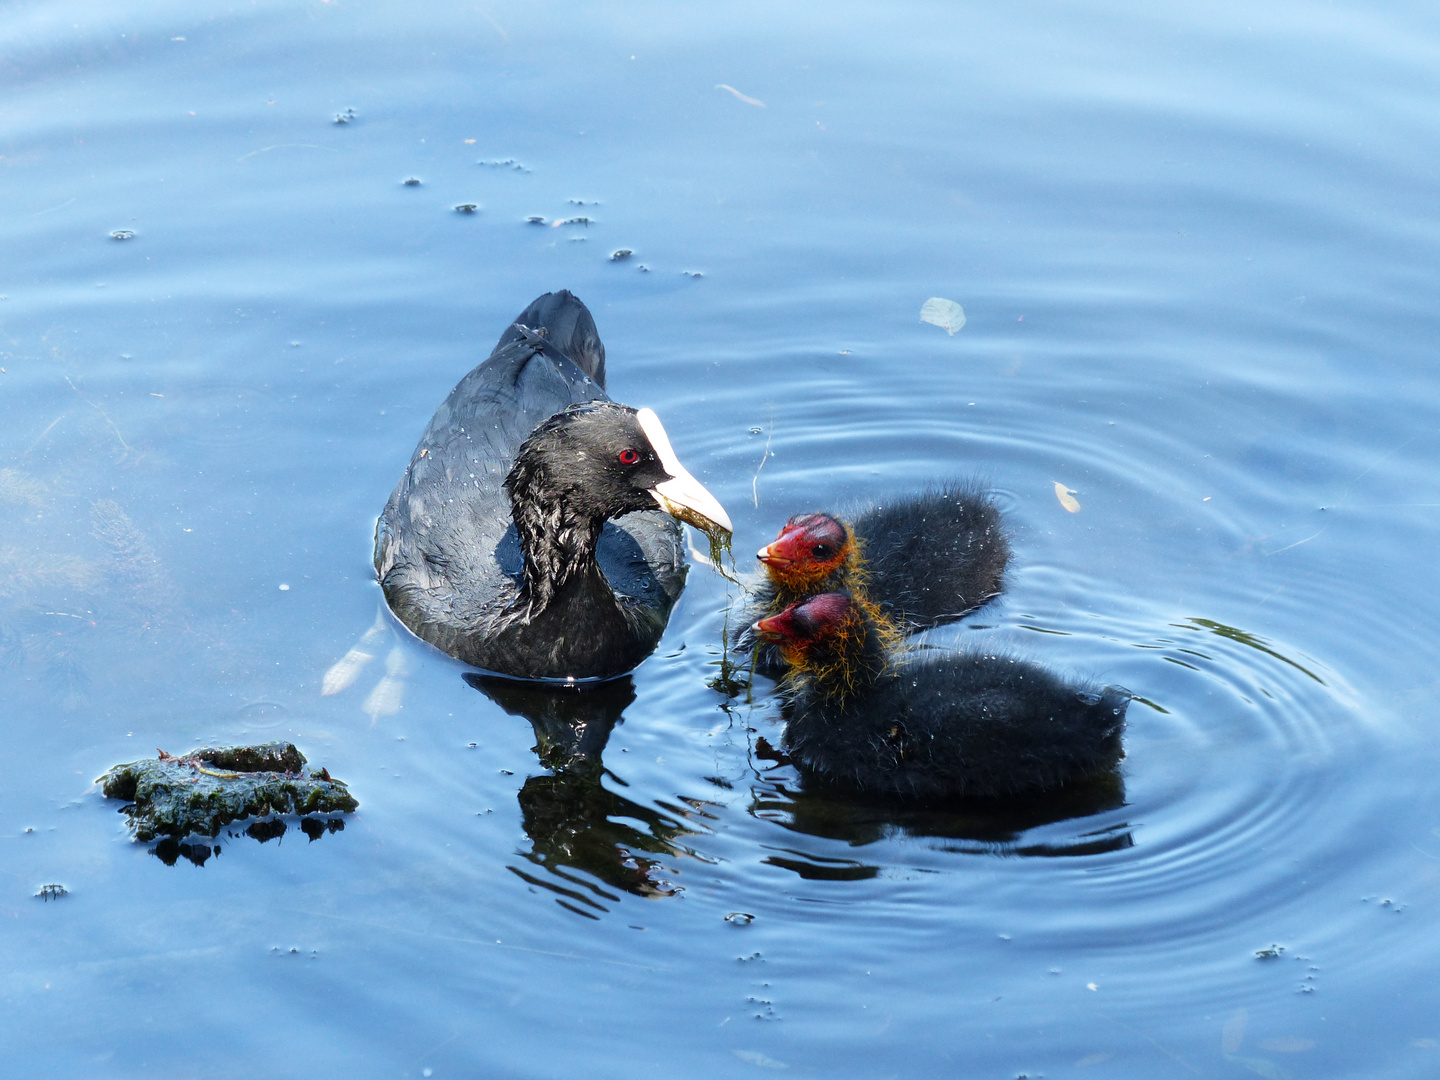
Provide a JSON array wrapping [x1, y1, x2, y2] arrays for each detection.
[[637, 407, 733, 535]]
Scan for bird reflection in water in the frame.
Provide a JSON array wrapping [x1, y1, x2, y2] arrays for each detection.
[[746, 736, 1133, 880], [464, 674, 712, 917]]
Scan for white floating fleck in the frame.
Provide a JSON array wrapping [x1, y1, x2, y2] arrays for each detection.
[[715, 84, 765, 108], [278, 583, 291, 591], [920, 296, 966, 334]]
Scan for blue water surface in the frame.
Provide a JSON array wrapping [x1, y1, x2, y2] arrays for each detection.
[[4, 0, 1440, 1076]]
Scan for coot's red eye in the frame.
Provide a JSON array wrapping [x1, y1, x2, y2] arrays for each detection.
[[618, 448, 640, 466]]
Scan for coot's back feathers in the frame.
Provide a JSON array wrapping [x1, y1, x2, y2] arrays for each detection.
[[493, 291, 607, 387]]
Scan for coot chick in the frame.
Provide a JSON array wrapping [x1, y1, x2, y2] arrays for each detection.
[[375, 291, 731, 681], [736, 482, 1009, 672], [754, 592, 1129, 800]]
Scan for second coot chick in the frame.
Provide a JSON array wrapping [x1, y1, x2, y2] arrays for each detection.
[[754, 592, 1129, 800], [737, 482, 1009, 672], [763, 483, 1010, 627]]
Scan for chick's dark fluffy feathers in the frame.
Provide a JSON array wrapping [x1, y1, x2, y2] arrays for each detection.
[[783, 650, 1129, 800]]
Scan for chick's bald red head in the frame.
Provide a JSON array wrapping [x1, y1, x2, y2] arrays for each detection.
[[756, 512, 853, 589], [754, 591, 854, 643]]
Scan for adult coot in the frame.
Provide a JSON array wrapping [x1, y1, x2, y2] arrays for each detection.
[[737, 483, 1009, 671], [754, 592, 1128, 800], [375, 291, 731, 681]]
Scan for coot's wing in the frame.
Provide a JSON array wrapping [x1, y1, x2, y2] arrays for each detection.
[[375, 335, 608, 629], [598, 510, 687, 612]]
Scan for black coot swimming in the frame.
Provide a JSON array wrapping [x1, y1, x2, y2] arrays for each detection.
[[754, 592, 1129, 800], [374, 291, 731, 681], [737, 482, 1009, 671]]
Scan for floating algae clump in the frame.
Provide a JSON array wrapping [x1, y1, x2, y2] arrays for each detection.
[[98, 741, 357, 842]]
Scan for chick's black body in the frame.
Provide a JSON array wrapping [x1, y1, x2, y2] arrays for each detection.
[[374, 291, 688, 680], [784, 652, 1129, 800], [851, 482, 1010, 628], [763, 594, 1128, 801]]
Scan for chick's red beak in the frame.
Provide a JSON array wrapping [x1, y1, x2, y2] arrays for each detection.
[[756, 522, 810, 568], [753, 608, 796, 639], [756, 543, 789, 568]]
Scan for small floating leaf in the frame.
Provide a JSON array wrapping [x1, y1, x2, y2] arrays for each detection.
[[1054, 482, 1081, 513], [920, 296, 965, 334]]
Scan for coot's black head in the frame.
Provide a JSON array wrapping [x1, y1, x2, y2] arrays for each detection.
[[506, 400, 731, 534]]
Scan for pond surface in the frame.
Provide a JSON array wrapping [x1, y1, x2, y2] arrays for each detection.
[[4, 0, 1440, 1076]]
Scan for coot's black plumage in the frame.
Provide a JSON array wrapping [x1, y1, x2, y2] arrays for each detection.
[[737, 482, 1009, 671], [755, 592, 1128, 800], [374, 291, 731, 681]]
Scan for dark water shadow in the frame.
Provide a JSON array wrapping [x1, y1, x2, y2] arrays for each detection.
[[747, 737, 1132, 876], [465, 674, 714, 917], [147, 816, 346, 867]]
